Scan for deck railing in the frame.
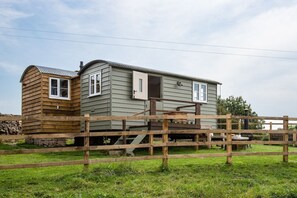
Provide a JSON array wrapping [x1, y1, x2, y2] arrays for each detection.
[[148, 97, 202, 126], [0, 114, 297, 170]]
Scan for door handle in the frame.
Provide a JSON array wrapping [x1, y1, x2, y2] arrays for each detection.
[[133, 90, 136, 98]]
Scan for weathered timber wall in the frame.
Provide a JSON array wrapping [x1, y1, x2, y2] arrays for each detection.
[[40, 74, 80, 133], [22, 66, 42, 133]]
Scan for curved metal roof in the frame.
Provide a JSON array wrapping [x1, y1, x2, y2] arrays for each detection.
[[20, 65, 78, 82], [79, 59, 222, 85]]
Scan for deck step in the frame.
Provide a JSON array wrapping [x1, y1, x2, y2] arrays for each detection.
[[126, 134, 146, 156], [114, 134, 146, 156]]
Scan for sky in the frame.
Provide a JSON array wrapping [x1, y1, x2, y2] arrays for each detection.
[[0, 0, 297, 117]]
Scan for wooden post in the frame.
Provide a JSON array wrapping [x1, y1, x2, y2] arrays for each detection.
[[150, 99, 157, 123], [207, 132, 211, 149], [162, 119, 169, 169], [293, 130, 297, 147], [226, 114, 232, 164], [238, 119, 241, 130], [238, 119, 242, 138], [149, 134, 154, 155], [195, 134, 199, 150], [84, 114, 90, 171], [122, 120, 127, 144], [150, 99, 156, 116], [283, 116, 289, 163], [195, 103, 201, 128], [122, 120, 127, 155], [269, 122, 272, 143], [193, 104, 201, 150]]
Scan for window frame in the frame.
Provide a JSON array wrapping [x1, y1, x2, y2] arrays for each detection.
[[192, 81, 208, 103], [49, 77, 70, 100], [89, 72, 102, 97]]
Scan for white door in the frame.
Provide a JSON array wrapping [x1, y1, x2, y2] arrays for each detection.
[[132, 71, 148, 100]]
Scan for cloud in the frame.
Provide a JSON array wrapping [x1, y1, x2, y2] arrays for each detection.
[[0, 1, 31, 26], [0, 61, 23, 74], [1, 0, 297, 116]]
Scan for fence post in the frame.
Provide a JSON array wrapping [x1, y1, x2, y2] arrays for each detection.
[[238, 119, 241, 130], [195, 134, 199, 150], [226, 114, 232, 164], [149, 133, 154, 155], [293, 130, 297, 147], [162, 119, 169, 170], [269, 122, 272, 144], [238, 119, 241, 137], [195, 103, 201, 128], [283, 116, 289, 163], [84, 114, 90, 171], [207, 132, 212, 149], [122, 120, 127, 155]]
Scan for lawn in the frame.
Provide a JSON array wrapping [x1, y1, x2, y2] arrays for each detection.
[[1, 143, 297, 198]]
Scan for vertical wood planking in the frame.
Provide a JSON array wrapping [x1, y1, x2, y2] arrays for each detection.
[[283, 116, 289, 162], [162, 119, 169, 169], [84, 114, 90, 171], [226, 114, 232, 164]]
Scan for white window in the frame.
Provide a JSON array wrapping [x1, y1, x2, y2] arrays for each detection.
[[49, 78, 70, 100], [89, 72, 101, 96], [193, 82, 207, 103]]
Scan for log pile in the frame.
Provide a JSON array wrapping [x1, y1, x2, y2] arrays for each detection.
[[0, 113, 21, 135]]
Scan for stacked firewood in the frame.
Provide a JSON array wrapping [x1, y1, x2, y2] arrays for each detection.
[[0, 113, 21, 135]]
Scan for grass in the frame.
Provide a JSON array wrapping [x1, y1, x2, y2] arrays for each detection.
[[1, 143, 297, 197]]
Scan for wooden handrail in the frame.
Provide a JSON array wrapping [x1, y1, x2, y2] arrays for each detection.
[[2, 114, 297, 122], [149, 97, 202, 104], [176, 104, 196, 111], [156, 110, 194, 114], [232, 115, 284, 120], [132, 109, 150, 116]]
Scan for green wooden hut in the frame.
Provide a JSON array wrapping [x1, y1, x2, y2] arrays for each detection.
[[78, 60, 221, 136]]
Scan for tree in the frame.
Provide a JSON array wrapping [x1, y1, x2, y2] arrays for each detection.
[[217, 96, 262, 129]]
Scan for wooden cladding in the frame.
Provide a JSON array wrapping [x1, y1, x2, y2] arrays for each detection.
[[21, 66, 80, 134], [22, 67, 42, 133]]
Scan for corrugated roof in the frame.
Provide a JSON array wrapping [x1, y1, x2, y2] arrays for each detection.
[[20, 65, 78, 82], [79, 59, 222, 85], [36, 65, 77, 77]]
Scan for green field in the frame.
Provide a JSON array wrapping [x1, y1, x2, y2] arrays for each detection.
[[1, 143, 297, 198]]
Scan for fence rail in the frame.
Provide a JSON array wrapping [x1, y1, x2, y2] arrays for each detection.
[[1, 114, 297, 170]]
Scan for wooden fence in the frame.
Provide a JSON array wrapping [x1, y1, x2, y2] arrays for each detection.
[[1, 114, 297, 170]]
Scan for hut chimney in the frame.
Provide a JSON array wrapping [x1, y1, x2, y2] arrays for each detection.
[[79, 61, 84, 70]]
